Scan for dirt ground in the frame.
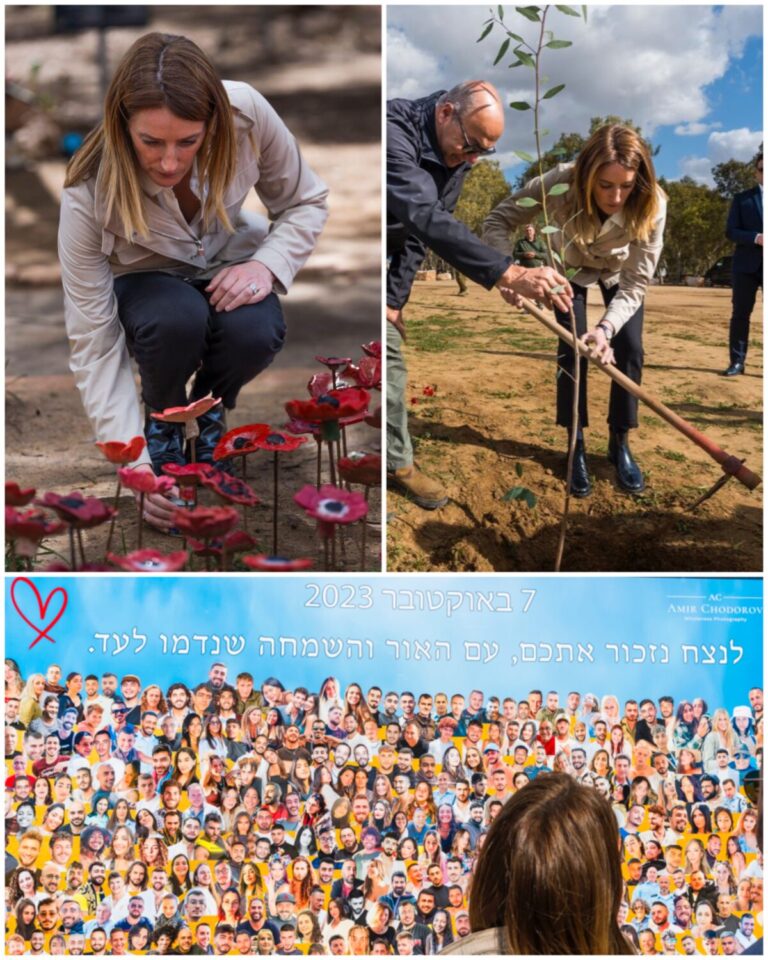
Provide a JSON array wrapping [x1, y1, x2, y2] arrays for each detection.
[[5, 6, 381, 572], [387, 282, 763, 572]]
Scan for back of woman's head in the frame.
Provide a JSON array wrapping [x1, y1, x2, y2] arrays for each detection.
[[570, 123, 660, 242], [468, 774, 634, 954], [66, 32, 236, 238]]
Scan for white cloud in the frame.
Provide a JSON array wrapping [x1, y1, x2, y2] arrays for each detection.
[[708, 128, 764, 163], [674, 121, 722, 136], [679, 156, 715, 186], [387, 5, 761, 168]]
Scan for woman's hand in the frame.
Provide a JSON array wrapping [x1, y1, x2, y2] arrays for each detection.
[[129, 464, 180, 532], [581, 327, 615, 365], [206, 261, 275, 312]]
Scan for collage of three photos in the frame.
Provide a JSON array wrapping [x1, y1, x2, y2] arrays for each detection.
[[4, 3, 764, 957]]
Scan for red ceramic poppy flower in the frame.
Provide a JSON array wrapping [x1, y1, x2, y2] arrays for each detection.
[[150, 395, 221, 423], [161, 463, 217, 485], [242, 554, 315, 571], [117, 468, 176, 496], [36, 492, 116, 529], [293, 484, 369, 525], [344, 357, 382, 390], [315, 355, 352, 372], [5, 482, 36, 507], [361, 340, 381, 359], [108, 549, 189, 572], [285, 388, 370, 424], [338, 453, 382, 487], [284, 418, 321, 437], [172, 506, 240, 539], [186, 530, 258, 554], [213, 423, 270, 462], [6, 507, 64, 546], [95, 436, 146, 464], [199, 470, 260, 506], [252, 431, 308, 453], [307, 372, 354, 397]]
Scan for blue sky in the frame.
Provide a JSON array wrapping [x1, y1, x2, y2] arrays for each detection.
[[6, 576, 762, 710], [387, 5, 763, 186]]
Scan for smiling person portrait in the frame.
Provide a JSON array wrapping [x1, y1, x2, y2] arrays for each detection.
[[59, 32, 328, 530]]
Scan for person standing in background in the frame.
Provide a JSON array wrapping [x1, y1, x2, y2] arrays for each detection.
[[722, 151, 763, 376]]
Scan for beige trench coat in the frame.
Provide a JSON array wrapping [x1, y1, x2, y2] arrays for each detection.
[[482, 162, 666, 335], [58, 80, 329, 463]]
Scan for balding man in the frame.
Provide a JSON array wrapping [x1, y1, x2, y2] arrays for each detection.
[[387, 80, 572, 508]]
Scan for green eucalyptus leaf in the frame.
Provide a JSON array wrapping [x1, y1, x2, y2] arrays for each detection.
[[545, 39, 573, 48], [515, 462, 524, 478], [515, 196, 540, 207], [509, 100, 532, 110], [498, 4, 504, 18], [543, 83, 566, 99], [556, 4, 581, 15], [540, 225, 559, 234], [477, 22, 494, 41], [514, 149, 535, 162], [565, 267, 579, 279], [508, 60, 523, 68], [548, 182, 570, 196], [515, 6, 541, 22], [494, 37, 511, 64], [515, 48, 535, 67], [550, 283, 566, 294], [506, 31, 525, 42], [582, 4, 588, 21], [503, 486, 537, 508], [550, 249, 563, 265]]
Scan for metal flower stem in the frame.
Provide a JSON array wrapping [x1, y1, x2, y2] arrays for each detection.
[[316, 440, 322, 490], [76, 529, 87, 567], [137, 492, 145, 550], [242, 454, 248, 480], [360, 486, 371, 571], [104, 479, 121, 557], [272, 451, 279, 555], [327, 441, 337, 487], [68, 527, 76, 570]]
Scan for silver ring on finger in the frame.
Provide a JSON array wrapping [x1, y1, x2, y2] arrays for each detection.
[[248, 282, 260, 298]]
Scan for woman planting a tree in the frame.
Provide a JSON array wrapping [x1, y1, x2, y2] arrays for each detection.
[[484, 124, 666, 498]]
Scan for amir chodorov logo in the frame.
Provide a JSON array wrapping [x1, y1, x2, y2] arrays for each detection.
[[666, 590, 762, 624]]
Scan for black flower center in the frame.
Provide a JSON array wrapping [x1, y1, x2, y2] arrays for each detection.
[[325, 501, 345, 514], [233, 437, 251, 450], [266, 433, 286, 445], [61, 497, 84, 509], [317, 395, 340, 408]]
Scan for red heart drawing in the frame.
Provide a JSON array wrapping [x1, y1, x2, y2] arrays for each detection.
[[10, 577, 68, 648]]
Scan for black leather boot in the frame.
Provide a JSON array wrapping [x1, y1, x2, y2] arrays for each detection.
[[608, 430, 645, 493], [144, 410, 185, 476], [194, 402, 233, 471], [567, 436, 591, 498]]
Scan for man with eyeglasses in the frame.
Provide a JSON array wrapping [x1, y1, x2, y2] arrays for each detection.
[[387, 79, 573, 509], [722, 149, 763, 376]]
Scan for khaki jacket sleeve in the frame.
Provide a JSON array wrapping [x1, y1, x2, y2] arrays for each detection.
[[243, 87, 330, 293], [58, 187, 150, 466], [602, 194, 667, 335], [483, 165, 572, 255]]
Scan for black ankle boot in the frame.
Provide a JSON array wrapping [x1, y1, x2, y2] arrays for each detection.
[[144, 410, 185, 476], [194, 403, 231, 469], [567, 437, 591, 498], [608, 430, 645, 493]]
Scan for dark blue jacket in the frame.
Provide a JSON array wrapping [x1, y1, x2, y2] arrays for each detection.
[[387, 92, 512, 308], [726, 185, 763, 274]]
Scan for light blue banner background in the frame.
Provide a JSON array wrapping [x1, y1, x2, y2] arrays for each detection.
[[6, 576, 762, 709]]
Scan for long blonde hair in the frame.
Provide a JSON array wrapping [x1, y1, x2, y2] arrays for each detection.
[[564, 124, 661, 243], [64, 32, 237, 239]]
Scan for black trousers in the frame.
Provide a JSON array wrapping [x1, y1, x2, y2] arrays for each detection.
[[554, 281, 644, 432], [114, 271, 286, 412], [729, 267, 762, 365]]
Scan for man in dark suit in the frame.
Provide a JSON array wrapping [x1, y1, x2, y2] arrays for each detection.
[[723, 152, 763, 375]]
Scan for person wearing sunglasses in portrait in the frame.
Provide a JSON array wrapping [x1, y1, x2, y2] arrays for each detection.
[[386, 80, 573, 510]]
